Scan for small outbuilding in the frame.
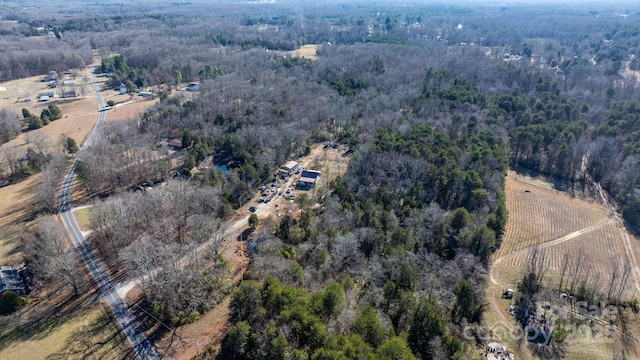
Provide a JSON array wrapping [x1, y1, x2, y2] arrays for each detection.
[[281, 160, 299, 173]]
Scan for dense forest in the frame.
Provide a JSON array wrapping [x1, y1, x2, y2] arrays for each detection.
[[2, 0, 640, 359]]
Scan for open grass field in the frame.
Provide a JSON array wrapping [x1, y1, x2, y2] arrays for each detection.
[[287, 44, 319, 60], [0, 66, 159, 359], [0, 67, 98, 155], [485, 170, 640, 359], [0, 67, 98, 264], [0, 175, 38, 265], [107, 97, 158, 122], [0, 303, 133, 360]]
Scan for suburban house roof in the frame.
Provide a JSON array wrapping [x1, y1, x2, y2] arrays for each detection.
[[281, 160, 299, 172], [0, 266, 25, 295]]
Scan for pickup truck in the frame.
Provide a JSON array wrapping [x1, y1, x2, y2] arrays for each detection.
[[265, 191, 276, 202]]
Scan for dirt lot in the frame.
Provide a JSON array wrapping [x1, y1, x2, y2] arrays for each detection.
[[231, 143, 350, 224], [484, 170, 640, 359]]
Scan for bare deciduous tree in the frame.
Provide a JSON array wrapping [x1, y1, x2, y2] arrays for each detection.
[[26, 131, 52, 155], [36, 153, 67, 213], [0, 109, 21, 144], [24, 215, 83, 295]]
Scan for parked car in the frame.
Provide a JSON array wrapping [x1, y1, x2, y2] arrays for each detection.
[[249, 206, 256, 212]]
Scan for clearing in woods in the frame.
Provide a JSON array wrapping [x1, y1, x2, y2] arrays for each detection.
[[485, 170, 640, 360], [286, 44, 319, 60], [150, 143, 351, 359]]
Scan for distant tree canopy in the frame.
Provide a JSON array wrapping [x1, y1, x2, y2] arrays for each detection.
[[3, 2, 640, 358]]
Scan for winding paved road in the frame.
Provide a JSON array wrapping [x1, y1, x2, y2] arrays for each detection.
[[59, 67, 160, 360]]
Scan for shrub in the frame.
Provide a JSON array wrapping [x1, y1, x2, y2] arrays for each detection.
[[0, 291, 27, 315]]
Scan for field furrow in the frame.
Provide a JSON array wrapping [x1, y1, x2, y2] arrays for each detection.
[[499, 172, 607, 256]]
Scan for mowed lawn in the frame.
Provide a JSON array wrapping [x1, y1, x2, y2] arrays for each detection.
[[72, 207, 92, 232], [0, 175, 38, 264], [0, 67, 98, 262], [0, 304, 134, 360]]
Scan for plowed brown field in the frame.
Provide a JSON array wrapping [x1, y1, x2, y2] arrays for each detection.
[[484, 170, 640, 360]]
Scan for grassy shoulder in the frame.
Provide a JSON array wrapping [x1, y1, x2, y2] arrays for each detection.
[[72, 207, 92, 232]]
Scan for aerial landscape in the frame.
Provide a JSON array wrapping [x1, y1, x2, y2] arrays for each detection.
[[1, 0, 640, 359]]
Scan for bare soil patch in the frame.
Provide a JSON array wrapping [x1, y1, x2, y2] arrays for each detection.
[[497, 171, 607, 257], [155, 297, 232, 359]]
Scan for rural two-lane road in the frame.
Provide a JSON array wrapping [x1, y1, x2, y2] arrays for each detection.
[[59, 67, 160, 360]]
